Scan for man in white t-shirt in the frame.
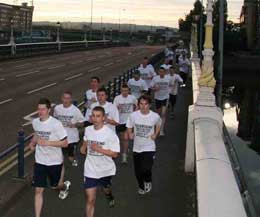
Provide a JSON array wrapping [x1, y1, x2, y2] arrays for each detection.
[[29, 98, 71, 217], [85, 76, 100, 111], [138, 57, 156, 94], [127, 70, 148, 99], [178, 51, 191, 87], [150, 67, 171, 136], [54, 90, 85, 166], [160, 58, 172, 75], [80, 106, 120, 217], [169, 66, 183, 118], [85, 87, 119, 132], [127, 95, 161, 195], [113, 84, 137, 163]]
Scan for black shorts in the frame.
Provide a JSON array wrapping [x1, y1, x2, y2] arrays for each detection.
[[155, 99, 168, 109], [116, 124, 127, 133], [84, 176, 112, 189], [32, 163, 63, 188], [62, 142, 78, 157]]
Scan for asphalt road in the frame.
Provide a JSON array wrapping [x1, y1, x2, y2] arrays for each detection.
[[0, 45, 163, 152], [2, 78, 195, 217]]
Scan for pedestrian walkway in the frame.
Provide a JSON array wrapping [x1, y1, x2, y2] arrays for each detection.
[[2, 82, 195, 217]]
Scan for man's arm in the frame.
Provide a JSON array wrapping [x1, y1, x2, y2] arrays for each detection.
[[37, 137, 68, 148], [28, 134, 37, 151], [80, 141, 88, 155], [91, 143, 119, 158], [151, 123, 161, 140]]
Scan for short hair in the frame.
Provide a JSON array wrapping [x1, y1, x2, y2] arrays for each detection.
[[143, 56, 148, 60], [121, 83, 129, 89], [91, 76, 100, 83], [63, 90, 72, 96], [138, 95, 152, 105], [97, 87, 108, 95], [38, 98, 51, 109], [92, 106, 105, 116], [133, 69, 140, 75]]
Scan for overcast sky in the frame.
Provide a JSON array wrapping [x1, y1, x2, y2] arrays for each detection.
[[1, 0, 243, 27]]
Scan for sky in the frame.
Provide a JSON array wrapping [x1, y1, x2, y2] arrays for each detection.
[[1, 0, 243, 27]]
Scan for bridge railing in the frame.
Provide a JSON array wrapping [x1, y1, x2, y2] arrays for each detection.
[[0, 50, 164, 179], [185, 46, 254, 217]]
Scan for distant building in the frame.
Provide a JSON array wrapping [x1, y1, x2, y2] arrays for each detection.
[[0, 2, 34, 40]]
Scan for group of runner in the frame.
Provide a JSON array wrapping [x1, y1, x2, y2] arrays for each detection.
[[29, 43, 190, 217]]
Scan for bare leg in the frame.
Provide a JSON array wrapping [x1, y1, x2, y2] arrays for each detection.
[[122, 131, 129, 154], [85, 188, 97, 217], [35, 187, 44, 217]]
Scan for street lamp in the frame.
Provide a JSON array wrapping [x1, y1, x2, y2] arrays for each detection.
[[102, 27, 106, 41], [56, 21, 61, 43], [110, 28, 113, 41], [90, 0, 93, 40], [83, 24, 88, 41], [118, 8, 126, 41], [9, 19, 15, 56]]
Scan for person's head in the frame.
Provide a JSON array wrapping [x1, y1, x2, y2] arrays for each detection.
[[91, 106, 105, 127], [62, 90, 73, 107], [138, 95, 151, 114], [97, 87, 108, 104], [90, 76, 100, 91], [133, 70, 140, 80], [159, 67, 166, 78], [142, 57, 149, 67], [164, 58, 170, 64], [38, 98, 51, 120], [169, 66, 175, 75], [121, 84, 130, 97]]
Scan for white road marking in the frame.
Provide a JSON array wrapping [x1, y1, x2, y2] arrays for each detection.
[[47, 65, 65, 70], [65, 73, 83, 81], [88, 67, 101, 72], [116, 59, 122, 63], [40, 59, 53, 63], [27, 83, 57, 94], [104, 62, 113, 67], [14, 63, 30, 68], [0, 98, 13, 105], [87, 57, 96, 61], [15, 70, 40, 78], [70, 61, 83, 65], [0, 78, 5, 81]]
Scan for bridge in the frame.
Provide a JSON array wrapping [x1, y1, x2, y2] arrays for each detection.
[[0, 1, 260, 217]]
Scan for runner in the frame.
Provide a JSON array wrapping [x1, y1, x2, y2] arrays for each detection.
[[85, 76, 100, 110], [85, 87, 119, 132], [29, 98, 71, 217], [54, 90, 85, 166], [126, 95, 161, 195], [138, 57, 157, 94], [150, 67, 171, 136], [113, 84, 138, 163], [169, 66, 183, 118], [127, 70, 148, 99], [178, 51, 191, 87], [80, 106, 120, 217], [160, 58, 172, 75]]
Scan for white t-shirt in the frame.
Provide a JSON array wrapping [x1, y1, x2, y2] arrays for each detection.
[[169, 74, 183, 95], [127, 78, 148, 99], [126, 110, 161, 153], [85, 101, 119, 132], [54, 104, 85, 144], [175, 48, 188, 56], [138, 64, 156, 88], [85, 89, 97, 109], [113, 94, 137, 124], [32, 116, 67, 166], [151, 75, 171, 100], [178, 56, 190, 73], [166, 50, 175, 60], [83, 125, 120, 178]]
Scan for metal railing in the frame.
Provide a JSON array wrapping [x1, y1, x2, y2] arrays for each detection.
[[0, 40, 129, 60], [0, 50, 164, 179]]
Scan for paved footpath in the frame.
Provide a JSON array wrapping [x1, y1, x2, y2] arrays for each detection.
[[2, 82, 195, 217]]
